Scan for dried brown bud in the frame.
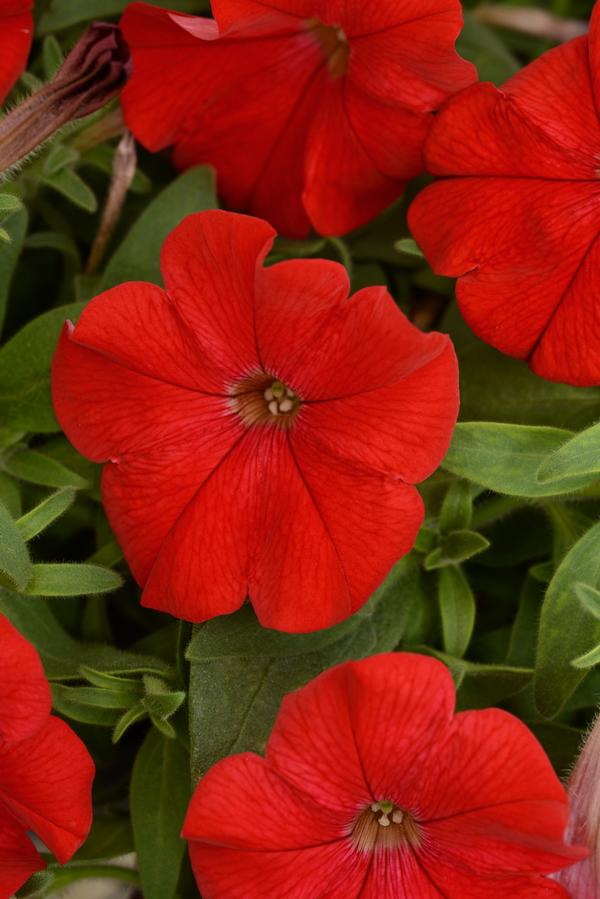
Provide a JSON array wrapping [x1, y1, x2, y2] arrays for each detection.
[[0, 23, 131, 174]]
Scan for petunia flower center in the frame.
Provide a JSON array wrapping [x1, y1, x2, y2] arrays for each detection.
[[306, 19, 350, 78], [351, 800, 422, 852], [230, 373, 301, 429]]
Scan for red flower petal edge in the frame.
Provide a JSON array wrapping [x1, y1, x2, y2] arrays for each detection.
[[120, 0, 476, 237], [183, 652, 586, 898], [51, 209, 459, 633], [409, 0, 600, 387], [0, 1, 33, 104], [0, 614, 94, 897]]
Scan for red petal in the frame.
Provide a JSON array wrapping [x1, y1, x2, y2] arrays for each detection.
[[248, 427, 353, 631], [214, 0, 469, 49], [415, 709, 585, 872], [424, 59, 600, 181], [160, 211, 275, 374], [102, 411, 243, 584], [121, 4, 320, 236], [141, 430, 254, 622], [0, 2, 33, 103], [184, 752, 346, 849], [184, 750, 370, 898], [0, 806, 44, 898], [276, 434, 423, 624], [0, 615, 50, 746], [0, 716, 94, 864], [297, 336, 458, 482], [530, 235, 600, 385], [189, 840, 368, 899], [52, 324, 235, 463], [70, 281, 225, 392], [409, 177, 600, 384], [267, 654, 455, 812], [361, 850, 446, 898], [415, 859, 571, 898], [255, 263, 449, 400], [303, 79, 406, 235], [347, 4, 476, 107], [342, 81, 430, 181]]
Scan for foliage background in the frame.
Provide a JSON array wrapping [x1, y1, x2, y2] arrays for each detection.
[[1, 1, 599, 896]]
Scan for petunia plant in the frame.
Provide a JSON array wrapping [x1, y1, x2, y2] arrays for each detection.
[[1, 1, 600, 898]]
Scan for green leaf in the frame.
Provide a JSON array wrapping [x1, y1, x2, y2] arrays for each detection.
[[506, 576, 543, 669], [394, 237, 423, 258], [437, 566, 476, 658], [439, 480, 473, 534], [576, 583, 600, 620], [113, 705, 148, 743], [43, 144, 79, 177], [457, 12, 519, 84], [535, 522, 600, 717], [131, 729, 190, 899], [443, 422, 594, 497], [0, 207, 27, 334], [25, 230, 81, 262], [3, 448, 89, 488], [39, 0, 206, 33], [419, 648, 532, 708], [0, 302, 86, 432], [457, 342, 600, 430], [16, 488, 75, 540], [0, 586, 170, 680], [74, 815, 134, 861], [0, 194, 23, 214], [101, 166, 217, 290], [572, 643, 600, 670], [42, 34, 64, 78], [39, 168, 97, 213], [537, 421, 600, 486], [52, 682, 139, 712], [188, 560, 420, 780], [22, 563, 122, 597], [51, 685, 124, 726], [142, 674, 186, 723], [0, 501, 31, 590], [425, 529, 489, 570]]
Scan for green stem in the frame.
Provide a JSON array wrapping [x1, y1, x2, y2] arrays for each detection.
[[49, 864, 140, 890], [327, 236, 353, 276]]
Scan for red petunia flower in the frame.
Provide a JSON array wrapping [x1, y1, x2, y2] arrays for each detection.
[[51, 210, 458, 633], [0, 614, 94, 898], [183, 652, 585, 898], [408, 1, 600, 387], [119, 0, 476, 237], [0, 1, 33, 104]]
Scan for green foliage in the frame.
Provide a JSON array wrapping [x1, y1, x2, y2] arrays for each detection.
[[187, 560, 420, 780], [3, 4, 599, 896], [131, 729, 190, 899], [535, 522, 600, 717], [100, 166, 218, 290]]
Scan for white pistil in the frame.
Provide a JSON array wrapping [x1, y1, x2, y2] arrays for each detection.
[[266, 380, 298, 416], [379, 814, 391, 827]]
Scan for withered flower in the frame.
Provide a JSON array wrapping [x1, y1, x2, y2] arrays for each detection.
[[0, 23, 131, 174]]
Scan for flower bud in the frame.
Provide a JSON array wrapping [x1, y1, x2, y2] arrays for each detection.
[[556, 713, 600, 898], [0, 23, 131, 174]]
